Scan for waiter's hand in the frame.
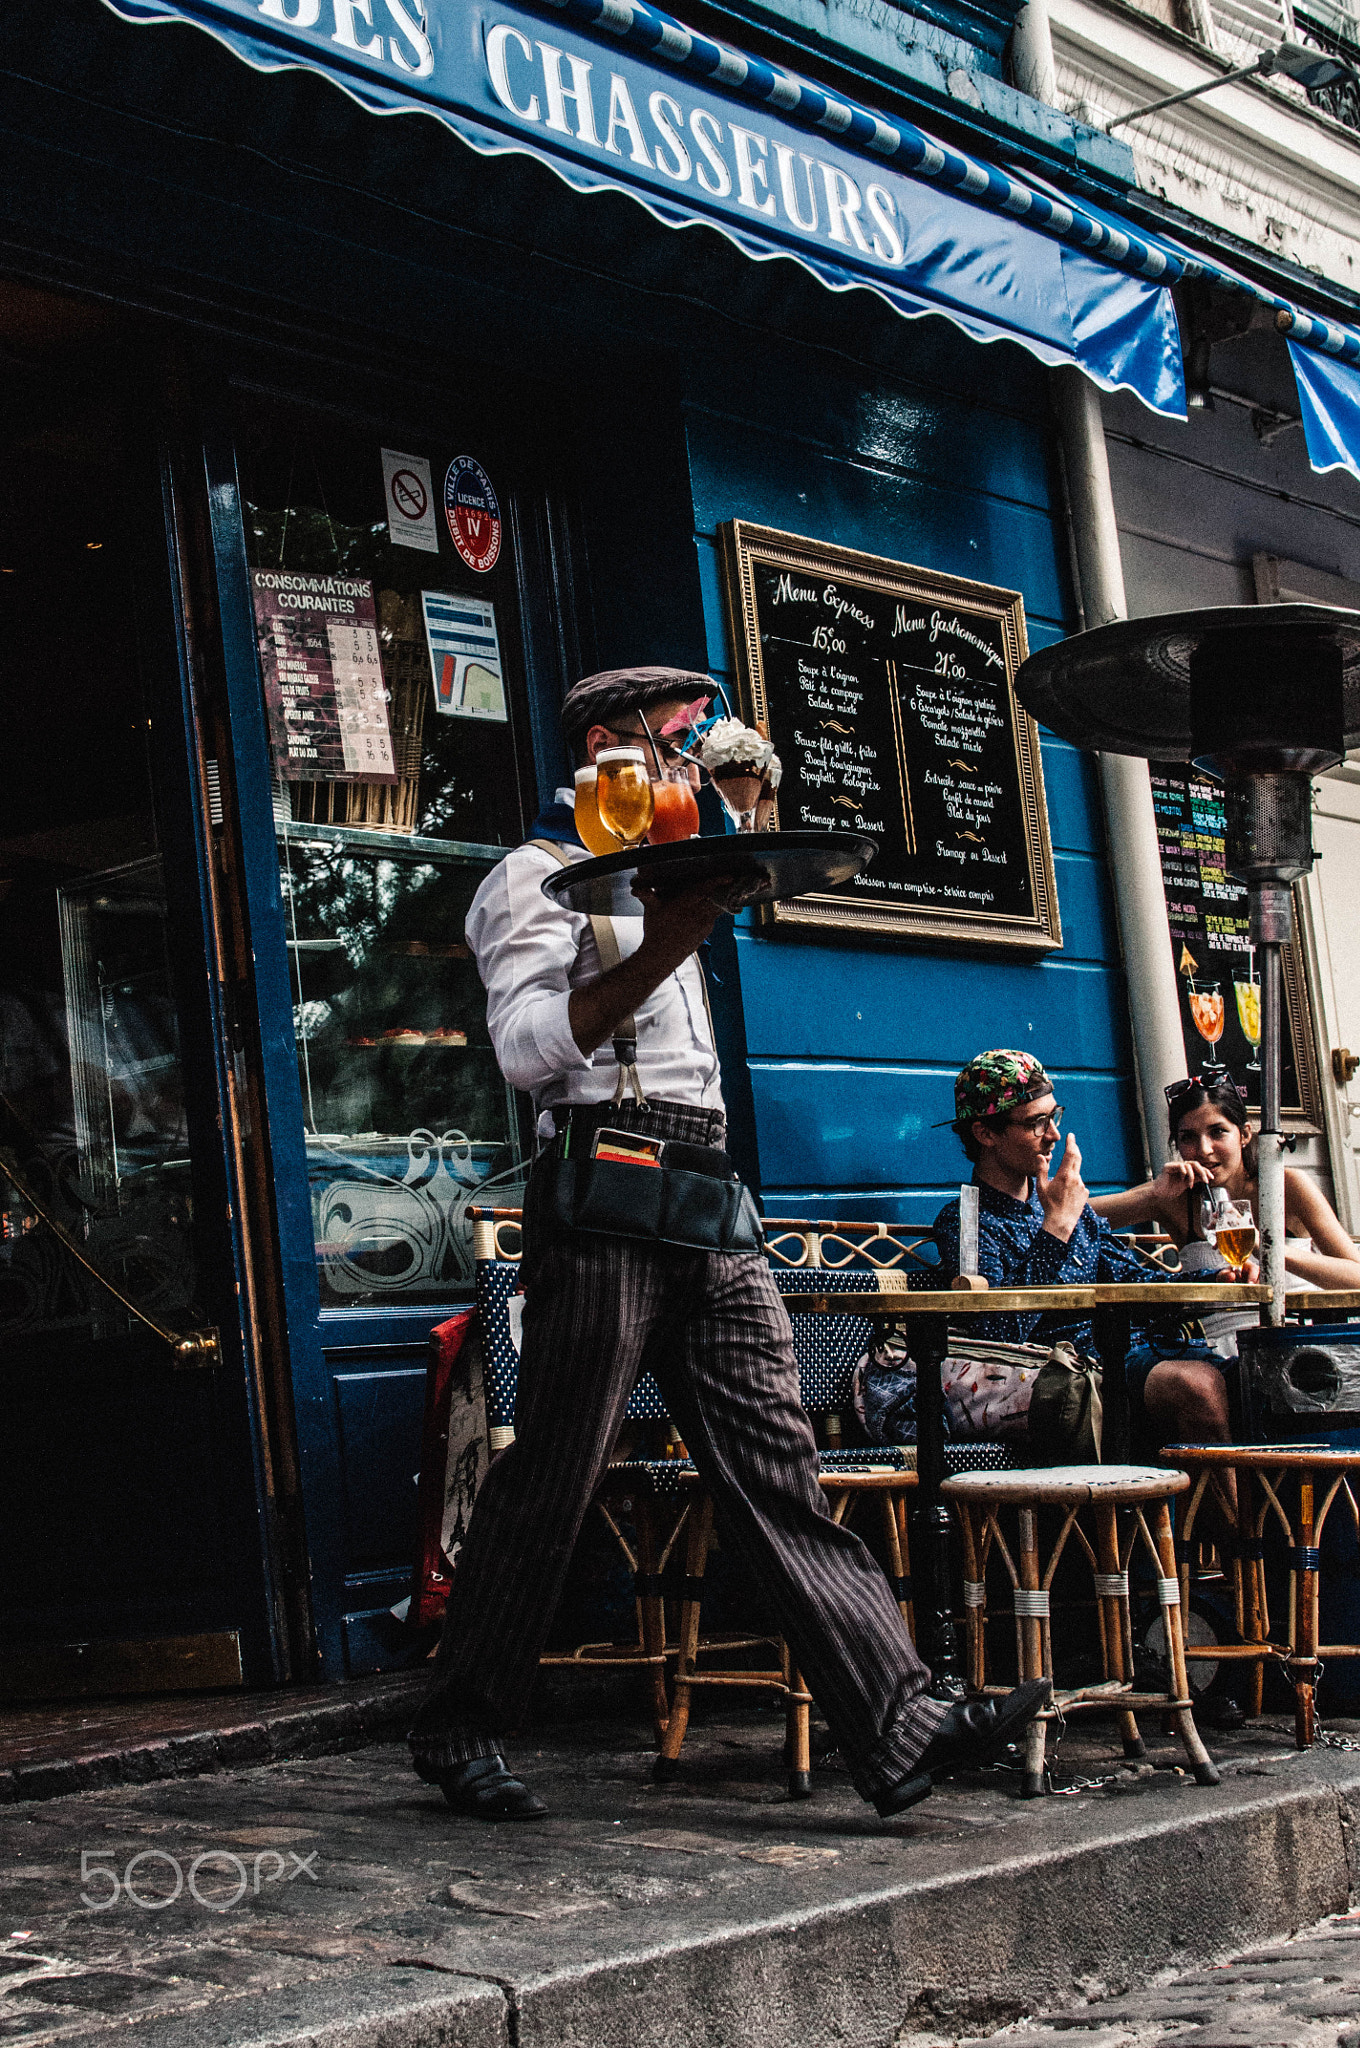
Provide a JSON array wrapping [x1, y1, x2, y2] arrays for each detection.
[[567, 879, 728, 1058], [634, 879, 725, 971]]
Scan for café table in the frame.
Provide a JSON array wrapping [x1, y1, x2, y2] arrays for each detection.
[[1286, 1288, 1360, 1318], [778, 1280, 1270, 1689]]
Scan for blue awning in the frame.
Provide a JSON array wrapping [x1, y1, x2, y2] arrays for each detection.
[[1287, 344, 1360, 485], [102, 0, 1187, 415]]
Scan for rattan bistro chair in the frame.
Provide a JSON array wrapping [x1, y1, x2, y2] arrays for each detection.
[[1167, 1442, 1360, 1747], [943, 1463, 1221, 1796]]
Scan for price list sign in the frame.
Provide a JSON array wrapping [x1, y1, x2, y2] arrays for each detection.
[[1151, 770, 1310, 1115], [722, 522, 1060, 948], [251, 570, 397, 784]]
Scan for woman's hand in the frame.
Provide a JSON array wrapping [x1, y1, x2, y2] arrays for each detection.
[[1215, 1255, 1260, 1282], [1150, 1158, 1213, 1206]]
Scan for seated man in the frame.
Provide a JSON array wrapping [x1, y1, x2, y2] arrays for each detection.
[[933, 1050, 1234, 1457]]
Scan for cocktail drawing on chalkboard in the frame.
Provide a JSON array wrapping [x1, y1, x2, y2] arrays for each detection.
[[1187, 980, 1226, 1052], [1234, 971, 1262, 1071]]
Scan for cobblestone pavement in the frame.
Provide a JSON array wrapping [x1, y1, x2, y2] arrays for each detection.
[[0, 1709, 1356, 2046], [949, 1910, 1360, 2048]]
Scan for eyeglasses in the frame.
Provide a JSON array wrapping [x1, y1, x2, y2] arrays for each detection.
[[602, 722, 694, 768], [1005, 1106, 1063, 1137]]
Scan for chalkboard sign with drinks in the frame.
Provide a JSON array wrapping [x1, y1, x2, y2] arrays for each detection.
[[1151, 769, 1321, 1124], [720, 523, 1061, 948]]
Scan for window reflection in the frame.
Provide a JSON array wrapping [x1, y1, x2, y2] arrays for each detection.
[[280, 827, 523, 1302], [0, 367, 198, 1345]]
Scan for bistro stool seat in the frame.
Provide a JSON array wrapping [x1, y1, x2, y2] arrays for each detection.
[[943, 1463, 1220, 1797], [1165, 1443, 1360, 1748]]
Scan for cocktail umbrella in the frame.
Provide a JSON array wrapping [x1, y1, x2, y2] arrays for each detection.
[[1016, 605, 1360, 1324]]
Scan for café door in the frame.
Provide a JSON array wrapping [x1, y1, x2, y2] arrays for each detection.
[[0, 287, 284, 1697]]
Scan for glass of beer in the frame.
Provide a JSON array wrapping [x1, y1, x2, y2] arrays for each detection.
[[647, 766, 700, 845], [573, 766, 620, 857], [1213, 1200, 1258, 1278], [595, 747, 655, 848]]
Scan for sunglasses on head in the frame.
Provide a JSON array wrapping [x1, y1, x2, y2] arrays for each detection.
[[1165, 1067, 1248, 1104]]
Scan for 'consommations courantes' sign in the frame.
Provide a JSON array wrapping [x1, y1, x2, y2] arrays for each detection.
[[722, 523, 1061, 947]]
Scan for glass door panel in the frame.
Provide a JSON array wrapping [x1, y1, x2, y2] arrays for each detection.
[[0, 382, 199, 1349], [234, 396, 533, 1305]]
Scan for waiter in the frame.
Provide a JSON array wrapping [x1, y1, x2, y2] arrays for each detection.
[[408, 666, 1048, 1821]]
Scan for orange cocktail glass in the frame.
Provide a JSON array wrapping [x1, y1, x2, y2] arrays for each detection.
[[647, 771, 700, 844]]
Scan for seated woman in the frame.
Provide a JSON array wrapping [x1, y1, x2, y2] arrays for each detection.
[[1092, 1067, 1360, 1436]]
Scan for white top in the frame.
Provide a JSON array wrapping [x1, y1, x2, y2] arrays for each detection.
[[464, 793, 724, 1125]]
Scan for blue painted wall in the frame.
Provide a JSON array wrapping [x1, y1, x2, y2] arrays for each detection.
[[0, 0, 1149, 1675], [678, 325, 1144, 1221]]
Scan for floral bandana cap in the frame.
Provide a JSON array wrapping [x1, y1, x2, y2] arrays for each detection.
[[952, 1049, 1052, 1130]]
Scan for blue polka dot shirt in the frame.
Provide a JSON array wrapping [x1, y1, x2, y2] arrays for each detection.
[[934, 1178, 1170, 1356]]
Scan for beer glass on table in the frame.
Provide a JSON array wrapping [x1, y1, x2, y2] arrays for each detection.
[[595, 747, 655, 848], [1213, 1201, 1258, 1279]]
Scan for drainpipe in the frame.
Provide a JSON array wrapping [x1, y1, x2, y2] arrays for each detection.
[[1051, 368, 1188, 1175], [1009, 0, 1059, 105]]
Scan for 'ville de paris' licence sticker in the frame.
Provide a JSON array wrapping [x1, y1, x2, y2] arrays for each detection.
[[444, 456, 501, 574]]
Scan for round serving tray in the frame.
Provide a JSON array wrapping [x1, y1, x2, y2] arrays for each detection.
[[540, 831, 876, 917]]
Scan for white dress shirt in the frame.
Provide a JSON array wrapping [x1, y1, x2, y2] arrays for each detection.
[[465, 793, 724, 1124]]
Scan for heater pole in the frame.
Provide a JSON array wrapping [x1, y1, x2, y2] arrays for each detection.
[[1253, 882, 1291, 1328]]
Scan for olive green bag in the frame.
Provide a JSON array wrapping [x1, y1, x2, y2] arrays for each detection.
[[1026, 1343, 1104, 1464]]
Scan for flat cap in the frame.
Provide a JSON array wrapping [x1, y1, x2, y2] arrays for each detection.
[[561, 666, 716, 744]]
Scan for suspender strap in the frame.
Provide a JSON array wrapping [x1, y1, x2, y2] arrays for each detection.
[[530, 841, 647, 1108]]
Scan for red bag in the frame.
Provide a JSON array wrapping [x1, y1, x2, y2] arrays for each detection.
[[408, 1311, 487, 1630]]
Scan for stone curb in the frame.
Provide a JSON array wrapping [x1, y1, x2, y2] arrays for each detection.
[[45, 1758, 1360, 2048], [1, 1678, 427, 1807]]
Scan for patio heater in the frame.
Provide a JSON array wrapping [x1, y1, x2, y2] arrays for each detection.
[[1015, 605, 1360, 1326]]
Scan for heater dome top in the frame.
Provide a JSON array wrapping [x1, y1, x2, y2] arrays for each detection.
[[1015, 604, 1360, 762]]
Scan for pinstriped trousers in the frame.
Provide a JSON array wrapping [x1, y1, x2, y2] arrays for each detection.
[[409, 1134, 946, 1804]]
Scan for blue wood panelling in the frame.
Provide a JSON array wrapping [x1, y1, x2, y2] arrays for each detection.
[[694, 485, 1068, 643], [735, 941, 1129, 1070], [333, 1369, 426, 1571], [683, 342, 1142, 1215], [750, 1064, 1142, 1195]]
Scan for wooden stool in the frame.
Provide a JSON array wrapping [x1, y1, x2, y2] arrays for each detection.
[[943, 1464, 1220, 1797], [1167, 1443, 1360, 1747]]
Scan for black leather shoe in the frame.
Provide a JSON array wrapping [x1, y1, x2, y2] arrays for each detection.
[[874, 1679, 1052, 1817], [436, 1754, 548, 1821]]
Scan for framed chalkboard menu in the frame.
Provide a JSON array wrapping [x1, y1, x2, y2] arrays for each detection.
[[1151, 769, 1323, 1128], [720, 523, 1061, 949]]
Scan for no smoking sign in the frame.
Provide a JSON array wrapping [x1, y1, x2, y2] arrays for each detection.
[[390, 468, 427, 521], [380, 448, 438, 553], [444, 456, 502, 575]]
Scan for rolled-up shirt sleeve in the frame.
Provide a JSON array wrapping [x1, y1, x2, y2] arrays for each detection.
[[465, 849, 594, 1096]]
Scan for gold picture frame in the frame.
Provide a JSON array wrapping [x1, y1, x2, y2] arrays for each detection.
[[720, 521, 1062, 949]]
